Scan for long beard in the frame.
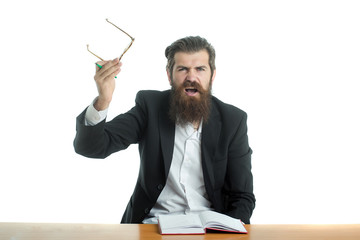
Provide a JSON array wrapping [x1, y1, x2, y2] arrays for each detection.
[[169, 80, 212, 126]]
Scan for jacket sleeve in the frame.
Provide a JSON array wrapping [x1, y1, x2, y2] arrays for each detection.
[[73, 91, 148, 159]]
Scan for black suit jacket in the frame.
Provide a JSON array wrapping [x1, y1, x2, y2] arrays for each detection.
[[74, 90, 255, 223]]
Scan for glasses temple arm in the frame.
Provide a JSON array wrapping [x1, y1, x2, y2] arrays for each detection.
[[87, 44, 105, 61]]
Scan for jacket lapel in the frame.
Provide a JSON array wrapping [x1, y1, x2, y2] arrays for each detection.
[[158, 93, 175, 179], [201, 101, 221, 190]]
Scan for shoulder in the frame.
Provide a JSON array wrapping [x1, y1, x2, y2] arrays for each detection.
[[134, 90, 171, 113], [210, 96, 250, 139], [211, 96, 248, 120], [136, 90, 170, 102]]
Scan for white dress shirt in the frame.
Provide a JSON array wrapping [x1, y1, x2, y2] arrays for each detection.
[[85, 101, 213, 224], [84, 98, 108, 126], [142, 120, 213, 223]]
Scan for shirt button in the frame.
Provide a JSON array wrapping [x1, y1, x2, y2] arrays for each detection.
[[144, 208, 150, 214], [157, 184, 163, 190]]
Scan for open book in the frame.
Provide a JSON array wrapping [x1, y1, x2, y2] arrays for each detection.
[[158, 211, 247, 235]]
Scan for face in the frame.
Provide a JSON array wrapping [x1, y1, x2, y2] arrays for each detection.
[[167, 50, 216, 125], [167, 50, 216, 98]]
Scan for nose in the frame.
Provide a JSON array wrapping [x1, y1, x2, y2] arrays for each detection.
[[186, 69, 197, 82]]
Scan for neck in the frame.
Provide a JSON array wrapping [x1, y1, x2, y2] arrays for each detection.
[[192, 121, 200, 131]]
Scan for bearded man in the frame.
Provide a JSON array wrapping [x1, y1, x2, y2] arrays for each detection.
[[74, 36, 255, 224]]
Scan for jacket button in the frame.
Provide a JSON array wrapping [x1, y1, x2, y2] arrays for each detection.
[[157, 184, 163, 190], [144, 208, 150, 214]]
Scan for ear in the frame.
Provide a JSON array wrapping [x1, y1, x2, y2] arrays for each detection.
[[167, 70, 172, 85], [211, 69, 216, 85]]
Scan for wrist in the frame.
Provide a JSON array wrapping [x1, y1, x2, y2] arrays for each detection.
[[94, 96, 111, 111]]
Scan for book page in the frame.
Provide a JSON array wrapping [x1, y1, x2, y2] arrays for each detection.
[[199, 211, 247, 232], [158, 214, 204, 234]]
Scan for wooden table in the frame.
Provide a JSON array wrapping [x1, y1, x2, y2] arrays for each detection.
[[1, 222, 360, 240]]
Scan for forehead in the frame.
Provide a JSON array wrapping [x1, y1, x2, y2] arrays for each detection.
[[173, 50, 210, 67]]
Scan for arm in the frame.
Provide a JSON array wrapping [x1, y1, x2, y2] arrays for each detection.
[[73, 58, 146, 158], [74, 92, 147, 159]]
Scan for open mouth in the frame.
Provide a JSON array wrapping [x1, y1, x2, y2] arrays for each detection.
[[185, 88, 198, 96], [185, 88, 198, 93]]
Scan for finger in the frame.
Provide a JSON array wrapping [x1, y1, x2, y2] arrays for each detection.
[[94, 60, 109, 83], [100, 60, 121, 79], [95, 60, 108, 72], [113, 67, 122, 78], [94, 59, 121, 83], [94, 58, 116, 76], [103, 65, 122, 81], [100, 58, 119, 73]]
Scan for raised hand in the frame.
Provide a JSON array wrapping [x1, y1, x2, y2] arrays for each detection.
[[93, 58, 122, 111]]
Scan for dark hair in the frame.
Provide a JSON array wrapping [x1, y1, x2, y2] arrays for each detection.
[[165, 36, 216, 79]]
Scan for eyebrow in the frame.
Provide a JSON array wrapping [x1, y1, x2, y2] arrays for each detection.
[[196, 66, 208, 69], [176, 65, 208, 70]]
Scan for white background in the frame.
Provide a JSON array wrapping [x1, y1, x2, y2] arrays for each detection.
[[1, 0, 359, 224]]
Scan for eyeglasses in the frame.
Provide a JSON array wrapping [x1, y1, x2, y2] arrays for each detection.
[[87, 18, 135, 61]]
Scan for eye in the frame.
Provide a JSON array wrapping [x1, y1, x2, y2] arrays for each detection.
[[178, 67, 187, 72], [196, 67, 206, 71]]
